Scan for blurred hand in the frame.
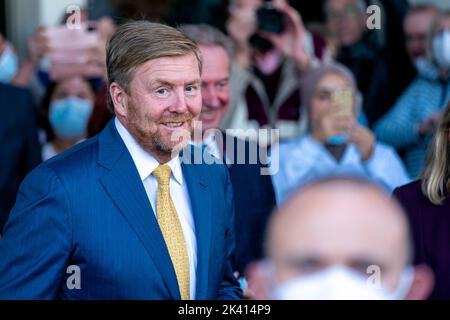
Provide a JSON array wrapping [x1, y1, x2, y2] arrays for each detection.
[[348, 124, 375, 161], [226, 3, 258, 69], [417, 113, 442, 137], [28, 26, 48, 63], [226, 5, 257, 48], [233, 271, 254, 299], [311, 109, 354, 143], [88, 17, 116, 77], [261, 0, 312, 72], [95, 17, 116, 42], [245, 262, 270, 300]]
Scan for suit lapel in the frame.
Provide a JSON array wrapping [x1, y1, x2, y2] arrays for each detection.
[[98, 120, 180, 299], [181, 152, 211, 300]]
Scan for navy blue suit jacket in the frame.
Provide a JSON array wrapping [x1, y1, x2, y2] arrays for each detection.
[[0, 120, 241, 300], [222, 133, 276, 274], [0, 84, 41, 231]]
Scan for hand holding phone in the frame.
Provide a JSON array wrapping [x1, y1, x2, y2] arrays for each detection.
[[331, 87, 354, 117], [43, 23, 102, 80]]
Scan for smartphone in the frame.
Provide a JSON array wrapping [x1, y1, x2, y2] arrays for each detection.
[[44, 23, 100, 79], [332, 87, 353, 116]]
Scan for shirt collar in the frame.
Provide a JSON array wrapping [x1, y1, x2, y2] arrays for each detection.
[[115, 117, 183, 185]]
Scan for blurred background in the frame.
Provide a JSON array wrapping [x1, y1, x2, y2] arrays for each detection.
[[1, 0, 449, 59]]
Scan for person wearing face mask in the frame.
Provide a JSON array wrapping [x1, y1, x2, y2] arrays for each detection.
[[374, 11, 450, 179], [224, 0, 325, 143], [270, 63, 410, 204], [246, 176, 434, 300], [403, 5, 439, 76], [40, 76, 97, 161], [0, 34, 19, 84]]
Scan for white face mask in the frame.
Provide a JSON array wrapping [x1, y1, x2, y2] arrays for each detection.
[[0, 45, 18, 84], [432, 29, 450, 70], [271, 265, 415, 300]]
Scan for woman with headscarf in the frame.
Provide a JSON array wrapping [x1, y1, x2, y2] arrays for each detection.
[[270, 63, 410, 204]]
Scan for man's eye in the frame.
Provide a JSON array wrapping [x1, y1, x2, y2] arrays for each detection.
[[316, 92, 331, 101], [217, 81, 228, 89], [55, 93, 68, 100], [156, 88, 168, 95], [185, 85, 198, 94]]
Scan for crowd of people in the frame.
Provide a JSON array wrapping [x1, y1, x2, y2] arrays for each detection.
[[0, 0, 450, 300]]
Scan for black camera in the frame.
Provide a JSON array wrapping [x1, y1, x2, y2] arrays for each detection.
[[256, 0, 285, 34]]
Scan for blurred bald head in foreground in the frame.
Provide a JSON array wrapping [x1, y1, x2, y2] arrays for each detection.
[[248, 177, 434, 300]]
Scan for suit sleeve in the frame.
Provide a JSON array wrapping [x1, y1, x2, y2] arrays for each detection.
[[216, 166, 243, 300], [0, 165, 72, 299]]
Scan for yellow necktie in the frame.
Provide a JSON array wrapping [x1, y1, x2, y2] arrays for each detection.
[[152, 164, 190, 300]]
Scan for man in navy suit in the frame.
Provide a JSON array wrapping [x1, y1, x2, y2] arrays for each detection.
[[0, 83, 41, 233], [180, 25, 276, 279], [0, 21, 242, 300]]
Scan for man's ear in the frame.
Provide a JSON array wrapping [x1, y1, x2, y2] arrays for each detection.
[[405, 264, 434, 300], [109, 82, 128, 119]]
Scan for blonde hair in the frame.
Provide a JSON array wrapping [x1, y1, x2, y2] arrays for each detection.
[[421, 101, 450, 205]]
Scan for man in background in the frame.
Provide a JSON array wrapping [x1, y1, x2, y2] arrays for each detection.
[[403, 4, 439, 71], [180, 24, 277, 280], [247, 176, 434, 300]]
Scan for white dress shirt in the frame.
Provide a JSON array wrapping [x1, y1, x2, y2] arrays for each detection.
[[193, 131, 232, 166], [115, 118, 197, 299]]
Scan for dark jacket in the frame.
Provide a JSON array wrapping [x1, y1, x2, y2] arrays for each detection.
[[393, 180, 450, 300], [0, 83, 41, 232], [0, 121, 241, 299], [337, 0, 415, 126], [222, 133, 276, 274]]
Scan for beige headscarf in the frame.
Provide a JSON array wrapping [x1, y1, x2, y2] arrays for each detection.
[[301, 62, 358, 113]]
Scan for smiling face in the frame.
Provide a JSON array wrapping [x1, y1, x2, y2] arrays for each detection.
[[199, 44, 230, 133], [111, 54, 202, 162]]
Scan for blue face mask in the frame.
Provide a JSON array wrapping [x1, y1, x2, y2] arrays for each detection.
[[0, 45, 18, 83], [49, 97, 94, 141], [327, 133, 348, 145]]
